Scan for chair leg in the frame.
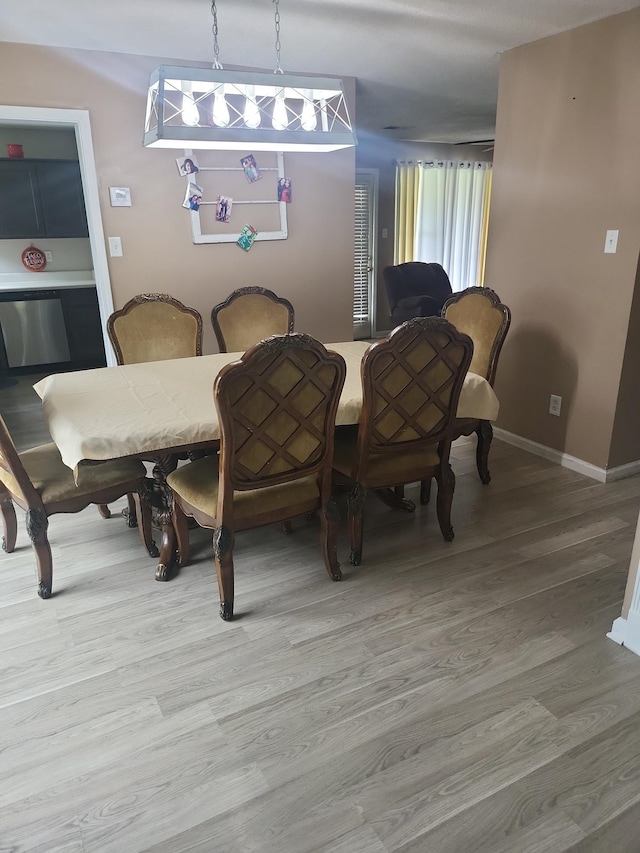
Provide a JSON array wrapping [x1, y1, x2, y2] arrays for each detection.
[[124, 493, 138, 527], [320, 496, 342, 581], [347, 484, 366, 566], [25, 508, 53, 599], [476, 420, 493, 484], [97, 503, 111, 519], [173, 501, 191, 568], [436, 463, 455, 542], [420, 477, 432, 505], [0, 488, 17, 553], [213, 524, 235, 621], [131, 486, 158, 558]]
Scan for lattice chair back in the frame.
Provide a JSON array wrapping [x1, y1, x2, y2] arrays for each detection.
[[214, 334, 345, 502], [358, 316, 474, 462]]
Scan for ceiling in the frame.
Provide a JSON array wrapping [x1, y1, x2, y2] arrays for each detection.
[[2, 0, 636, 144]]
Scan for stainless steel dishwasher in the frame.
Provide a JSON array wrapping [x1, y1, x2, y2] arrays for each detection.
[[0, 289, 71, 368]]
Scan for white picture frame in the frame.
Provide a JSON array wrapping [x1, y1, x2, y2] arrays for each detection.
[[188, 152, 288, 244]]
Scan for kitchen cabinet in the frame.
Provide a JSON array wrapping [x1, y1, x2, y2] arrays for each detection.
[[0, 159, 89, 239]]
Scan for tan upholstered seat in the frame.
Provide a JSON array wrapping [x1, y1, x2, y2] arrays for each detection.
[[0, 415, 153, 599], [166, 333, 346, 621], [332, 316, 473, 566], [211, 286, 294, 353], [439, 286, 510, 487], [107, 293, 203, 364]]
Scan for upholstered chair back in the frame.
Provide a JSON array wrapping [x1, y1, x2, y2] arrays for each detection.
[[442, 287, 511, 385], [211, 287, 295, 353], [107, 293, 203, 365]]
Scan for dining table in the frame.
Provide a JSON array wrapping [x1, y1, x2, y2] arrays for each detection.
[[34, 339, 499, 578]]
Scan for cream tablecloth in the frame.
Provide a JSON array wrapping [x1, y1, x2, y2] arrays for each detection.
[[34, 340, 499, 472]]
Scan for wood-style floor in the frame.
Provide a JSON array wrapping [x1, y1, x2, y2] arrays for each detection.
[[2, 374, 640, 852]]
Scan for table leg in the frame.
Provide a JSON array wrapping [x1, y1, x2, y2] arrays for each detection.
[[147, 453, 180, 581]]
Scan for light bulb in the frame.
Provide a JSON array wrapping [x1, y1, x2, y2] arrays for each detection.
[[301, 91, 317, 131], [243, 86, 261, 129], [272, 91, 288, 131], [212, 87, 230, 128], [181, 93, 200, 127]]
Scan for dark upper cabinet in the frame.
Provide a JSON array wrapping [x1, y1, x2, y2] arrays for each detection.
[[0, 159, 89, 239]]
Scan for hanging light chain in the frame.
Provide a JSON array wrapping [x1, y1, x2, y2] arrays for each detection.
[[211, 0, 223, 69], [273, 0, 283, 74]]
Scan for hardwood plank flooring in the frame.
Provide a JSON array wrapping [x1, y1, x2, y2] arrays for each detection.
[[1, 376, 640, 851]]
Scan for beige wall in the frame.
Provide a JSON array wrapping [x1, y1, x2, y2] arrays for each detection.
[[486, 8, 640, 470], [0, 43, 356, 353]]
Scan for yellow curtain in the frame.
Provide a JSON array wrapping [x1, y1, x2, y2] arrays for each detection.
[[477, 166, 492, 286], [394, 162, 421, 264]]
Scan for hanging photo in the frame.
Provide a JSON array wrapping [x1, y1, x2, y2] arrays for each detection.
[[277, 177, 292, 203], [176, 155, 200, 176], [183, 181, 203, 211], [240, 154, 262, 183], [215, 195, 233, 223], [237, 224, 258, 251]]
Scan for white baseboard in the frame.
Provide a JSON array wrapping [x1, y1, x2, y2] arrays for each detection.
[[493, 428, 640, 483], [607, 615, 640, 657]]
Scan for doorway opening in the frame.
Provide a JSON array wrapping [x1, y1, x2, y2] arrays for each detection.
[[0, 105, 115, 366]]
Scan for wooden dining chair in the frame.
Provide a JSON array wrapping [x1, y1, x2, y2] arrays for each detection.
[[165, 333, 346, 621], [211, 286, 295, 353], [332, 316, 473, 566], [0, 414, 153, 599], [107, 292, 203, 365], [102, 292, 204, 524], [435, 286, 511, 490]]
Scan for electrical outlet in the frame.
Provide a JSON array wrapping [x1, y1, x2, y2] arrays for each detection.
[[549, 394, 562, 416], [44, 250, 53, 262]]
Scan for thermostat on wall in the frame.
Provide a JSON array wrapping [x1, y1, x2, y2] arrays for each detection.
[[109, 187, 132, 207]]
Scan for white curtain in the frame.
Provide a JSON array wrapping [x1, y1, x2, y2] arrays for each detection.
[[413, 161, 492, 292]]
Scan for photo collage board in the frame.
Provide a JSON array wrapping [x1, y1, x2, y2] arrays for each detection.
[[176, 151, 289, 248]]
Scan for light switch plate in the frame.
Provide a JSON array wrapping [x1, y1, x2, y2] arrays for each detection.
[[604, 230, 619, 254], [108, 236, 123, 257]]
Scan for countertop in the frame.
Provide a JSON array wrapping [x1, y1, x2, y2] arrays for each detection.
[[0, 270, 96, 292]]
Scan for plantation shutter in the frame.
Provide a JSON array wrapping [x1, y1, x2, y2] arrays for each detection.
[[354, 173, 374, 338]]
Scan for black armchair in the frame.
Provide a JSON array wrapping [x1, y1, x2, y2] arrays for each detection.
[[383, 262, 453, 326]]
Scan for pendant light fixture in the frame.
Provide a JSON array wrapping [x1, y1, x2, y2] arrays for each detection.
[[143, 0, 356, 152]]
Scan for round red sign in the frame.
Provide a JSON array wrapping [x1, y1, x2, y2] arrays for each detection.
[[21, 245, 47, 272]]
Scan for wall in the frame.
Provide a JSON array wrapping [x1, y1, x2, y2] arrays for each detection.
[[485, 8, 640, 470], [357, 136, 492, 335], [0, 43, 356, 353], [0, 126, 92, 276]]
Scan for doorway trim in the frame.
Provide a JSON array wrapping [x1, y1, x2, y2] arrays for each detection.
[[0, 105, 115, 365]]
